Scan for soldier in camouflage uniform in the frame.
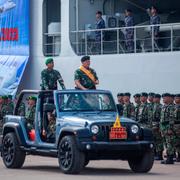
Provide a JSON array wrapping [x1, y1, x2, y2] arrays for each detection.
[[152, 94, 163, 160], [174, 94, 180, 162], [117, 93, 124, 116], [25, 96, 37, 132], [8, 95, 14, 113], [41, 58, 65, 90], [17, 102, 26, 116], [137, 93, 151, 128], [133, 94, 141, 121], [74, 56, 99, 90], [160, 93, 175, 164], [123, 93, 135, 119]]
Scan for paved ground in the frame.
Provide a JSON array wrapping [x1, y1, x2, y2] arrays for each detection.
[[0, 156, 180, 180]]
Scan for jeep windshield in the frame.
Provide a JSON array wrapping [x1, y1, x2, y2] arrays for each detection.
[[57, 92, 116, 112]]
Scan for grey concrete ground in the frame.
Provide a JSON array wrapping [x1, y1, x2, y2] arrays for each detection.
[[0, 156, 180, 180]]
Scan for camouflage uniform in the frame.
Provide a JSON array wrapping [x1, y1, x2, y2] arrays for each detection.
[[137, 103, 151, 128], [134, 103, 140, 121], [160, 103, 175, 158], [174, 104, 180, 157], [17, 102, 26, 116], [74, 68, 98, 90], [25, 105, 36, 131], [117, 103, 124, 116], [125, 15, 134, 52], [41, 69, 65, 90], [123, 103, 135, 119], [152, 102, 163, 156]]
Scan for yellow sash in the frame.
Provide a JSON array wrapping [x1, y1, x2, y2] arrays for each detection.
[[79, 66, 96, 84]]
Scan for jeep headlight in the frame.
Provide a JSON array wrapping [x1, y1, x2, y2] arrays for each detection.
[[91, 125, 99, 135], [131, 125, 139, 134]]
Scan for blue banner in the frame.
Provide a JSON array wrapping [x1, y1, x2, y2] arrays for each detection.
[[0, 0, 29, 96]]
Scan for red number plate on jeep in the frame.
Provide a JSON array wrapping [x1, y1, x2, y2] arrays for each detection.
[[109, 127, 127, 140]]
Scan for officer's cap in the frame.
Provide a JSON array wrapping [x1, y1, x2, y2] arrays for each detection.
[[124, 92, 131, 97], [27, 96, 37, 101], [148, 92, 155, 97], [133, 93, 140, 98], [162, 93, 171, 97], [45, 58, 54, 65], [154, 94, 161, 98], [117, 93, 124, 97], [140, 92, 148, 97], [81, 56, 90, 62], [175, 94, 180, 98]]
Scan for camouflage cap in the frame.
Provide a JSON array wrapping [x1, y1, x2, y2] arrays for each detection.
[[133, 93, 140, 98], [140, 92, 148, 97], [27, 96, 37, 101], [45, 58, 54, 65], [154, 94, 161, 98], [117, 93, 124, 97]]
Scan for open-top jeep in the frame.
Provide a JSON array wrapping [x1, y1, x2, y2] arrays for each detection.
[[0, 90, 154, 174]]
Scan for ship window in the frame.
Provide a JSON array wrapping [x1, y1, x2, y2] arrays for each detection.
[[43, 0, 61, 57]]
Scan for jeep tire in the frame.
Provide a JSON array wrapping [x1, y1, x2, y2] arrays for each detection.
[[2, 132, 26, 168], [58, 135, 85, 174], [128, 150, 154, 173]]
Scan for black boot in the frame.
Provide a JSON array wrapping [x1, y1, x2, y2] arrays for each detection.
[[161, 155, 174, 164]]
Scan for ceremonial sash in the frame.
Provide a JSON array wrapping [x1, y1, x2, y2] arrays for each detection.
[[79, 66, 96, 84]]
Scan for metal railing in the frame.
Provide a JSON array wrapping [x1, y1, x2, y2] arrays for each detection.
[[43, 32, 61, 56], [70, 23, 180, 56]]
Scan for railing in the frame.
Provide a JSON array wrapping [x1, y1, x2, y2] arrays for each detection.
[[70, 23, 180, 56], [43, 32, 61, 56]]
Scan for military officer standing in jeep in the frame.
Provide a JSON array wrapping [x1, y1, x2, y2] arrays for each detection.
[[74, 56, 99, 90], [41, 58, 66, 90], [25, 96, 37, 132]]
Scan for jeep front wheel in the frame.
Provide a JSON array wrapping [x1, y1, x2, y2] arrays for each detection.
[[58, 135, 85, 174], [2, 132, 26, 168], [128, 150, 154, 173]]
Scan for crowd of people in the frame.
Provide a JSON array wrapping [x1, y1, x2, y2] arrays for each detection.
[[116, 92, 180, 164], [95, 6, 161, 53]]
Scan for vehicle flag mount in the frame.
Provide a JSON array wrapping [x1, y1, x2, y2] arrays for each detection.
[[113, 114, 121, 128]]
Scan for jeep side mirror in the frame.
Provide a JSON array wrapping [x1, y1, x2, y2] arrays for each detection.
[[43, 103, 55, 112]]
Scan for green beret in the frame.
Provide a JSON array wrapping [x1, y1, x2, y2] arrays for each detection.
[[2, 96, 8, 100], [148, 92, 155, 97], [45, 58, 54, 65], [175, 94, 180, 98], [8, 95, 13, 99], [27, 96, 37, 101], [154, 94, 161, 98]]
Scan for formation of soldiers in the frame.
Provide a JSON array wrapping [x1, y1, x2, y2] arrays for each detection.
[[1, 55, 180, 165], [117, 92, 180, 164]]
